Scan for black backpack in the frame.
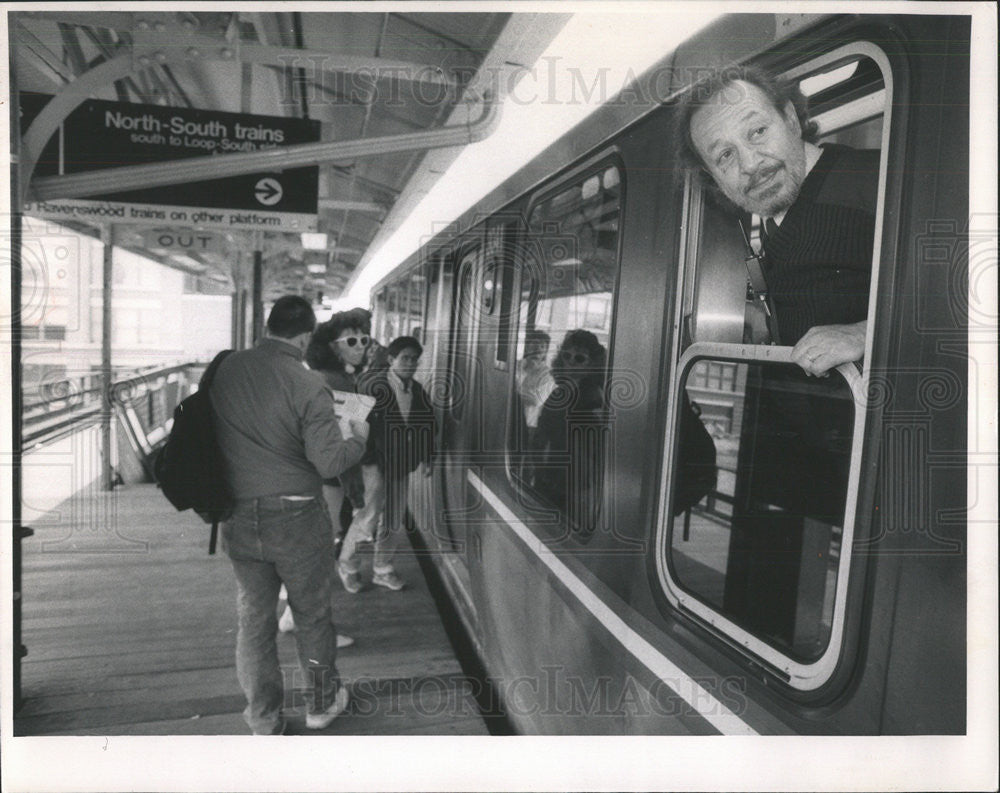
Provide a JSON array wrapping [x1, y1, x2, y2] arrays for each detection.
[[153, 349, 234, 554]]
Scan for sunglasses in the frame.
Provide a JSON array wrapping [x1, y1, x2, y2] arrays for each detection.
[[335, 336, 370, 348], [560, 351, 590, 364]]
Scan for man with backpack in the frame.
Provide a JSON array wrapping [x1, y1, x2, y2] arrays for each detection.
[[209, 295, 369, 735]]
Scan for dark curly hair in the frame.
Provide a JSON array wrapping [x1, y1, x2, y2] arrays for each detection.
[[551, 329, 607, 382], [674, 64, 818, 197], [305, 307, 372, 372]]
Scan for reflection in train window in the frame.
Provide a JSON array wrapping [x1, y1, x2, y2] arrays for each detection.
[[508, 162, 622, 535], [406, 266, 426, 339], [669, 358, 855, 661], [484, 220, 518, 367]]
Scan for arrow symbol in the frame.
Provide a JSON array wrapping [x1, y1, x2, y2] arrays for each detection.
[[254, 178, 283, 206]]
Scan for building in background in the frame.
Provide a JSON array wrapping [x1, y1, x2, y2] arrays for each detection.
[[20, 216, 231, 405]]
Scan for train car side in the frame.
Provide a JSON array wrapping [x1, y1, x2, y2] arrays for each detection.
[[376, 13, 969, 734]]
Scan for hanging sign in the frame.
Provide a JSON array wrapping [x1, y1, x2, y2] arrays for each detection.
[[21, 94, 320, 232]]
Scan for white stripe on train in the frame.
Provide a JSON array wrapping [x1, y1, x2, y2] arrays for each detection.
[[468, 470, 759, 736]]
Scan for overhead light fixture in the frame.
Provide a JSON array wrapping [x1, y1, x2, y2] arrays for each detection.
[[301, 232, 328, 250], [307, 263, 328, 274]]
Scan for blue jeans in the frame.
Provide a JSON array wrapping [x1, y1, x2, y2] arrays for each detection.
[[222, 494, 341, 734]]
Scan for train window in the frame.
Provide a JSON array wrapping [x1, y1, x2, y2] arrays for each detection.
[[669, 351, 858, 661], [448, 241, 485, 421], [372, 288, 388, 341], [406, 266, 426, 340], [484, 220, 517, 368], [657, 45, 893, 689], [383, 283, 402, 342], [508, 161, 622, 536]]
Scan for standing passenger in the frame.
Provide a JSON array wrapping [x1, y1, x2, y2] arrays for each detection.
[[211, 296, 368, 734], [338, 336, 435, 592], [276, 308, 377, 629]]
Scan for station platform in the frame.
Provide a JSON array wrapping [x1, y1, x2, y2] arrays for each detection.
[[14, 482, 488, 736]]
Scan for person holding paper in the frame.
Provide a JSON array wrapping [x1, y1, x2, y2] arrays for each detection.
[[210, 296, 368, 733], [270, 309, 378, 629]]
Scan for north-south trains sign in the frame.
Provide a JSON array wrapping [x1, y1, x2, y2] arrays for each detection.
[[21, 94, 320, 232]]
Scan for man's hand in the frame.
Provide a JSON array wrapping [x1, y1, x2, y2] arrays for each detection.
[[348, 418, 370, 441], [790, 320, 867, 376]]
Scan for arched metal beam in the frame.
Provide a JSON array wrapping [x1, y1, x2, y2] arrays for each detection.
[[19, 52, 137, 205]]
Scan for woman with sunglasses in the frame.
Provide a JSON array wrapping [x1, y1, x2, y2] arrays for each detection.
[[530, 329, 609, 531], [276, 309, 379, 631]]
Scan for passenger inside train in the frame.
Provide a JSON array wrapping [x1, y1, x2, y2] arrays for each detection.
[[677, 64, 877, 373], [670, 64, 879, 652], [515, 329, 554, 432], [530, 329, 608, 532], [508, 165, 622, 537]]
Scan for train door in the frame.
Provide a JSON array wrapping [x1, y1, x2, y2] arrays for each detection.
[[436, 234, 486, 596]]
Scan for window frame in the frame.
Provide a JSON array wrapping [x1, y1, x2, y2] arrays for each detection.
[[485, 216, 520, 372], [446, 229, 487, 422], [659, 342, 866, 685], [503, 149, 627, 526], [652, 41, 895, 691]]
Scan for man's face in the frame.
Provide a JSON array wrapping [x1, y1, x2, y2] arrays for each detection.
[[689, 80, 808, 217], [389, 347, 421, 381]]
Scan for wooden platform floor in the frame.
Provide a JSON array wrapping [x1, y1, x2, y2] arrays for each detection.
[[14, 483, 487, 736]]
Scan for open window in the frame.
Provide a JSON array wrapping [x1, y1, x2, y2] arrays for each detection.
[[656, 44, 893, 690]]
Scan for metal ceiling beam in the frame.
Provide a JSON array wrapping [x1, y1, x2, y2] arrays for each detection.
[[57, 23, 88, 75], [18, 11, 136, 30], [331, 12, 388, 271], [341, 12, 572, 295], [30, 91, 500, 200], [238, 43, 458, 88], [393, 12, 486, 53], [16, 24, 75, 82], [330, 167, 400, 198], [318, 199, 386, 213]]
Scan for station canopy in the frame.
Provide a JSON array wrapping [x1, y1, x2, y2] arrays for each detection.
[[12, 10, 570, 302]]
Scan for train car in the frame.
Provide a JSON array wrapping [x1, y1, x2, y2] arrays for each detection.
[[368, 13, 970, 735]]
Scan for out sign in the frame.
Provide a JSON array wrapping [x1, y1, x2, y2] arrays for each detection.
[[143, 230, 222, 254]]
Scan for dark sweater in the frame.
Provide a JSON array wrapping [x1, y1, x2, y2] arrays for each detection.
[[361, 371, 435, 479], [762, 144, 879, 345]]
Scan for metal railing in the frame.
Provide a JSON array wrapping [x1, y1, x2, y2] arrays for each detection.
[[21, 361, 209, 449]]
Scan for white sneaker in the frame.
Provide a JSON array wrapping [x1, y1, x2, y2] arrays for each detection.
[[337, 562, 363, 594], [305, 685, 350, 730], [372, 569, 405, 591]]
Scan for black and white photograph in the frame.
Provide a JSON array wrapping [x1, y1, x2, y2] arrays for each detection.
[[1, 2, 996, 791]]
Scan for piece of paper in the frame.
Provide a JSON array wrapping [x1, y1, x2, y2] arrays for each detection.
[[330, 389, 375, 436]]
